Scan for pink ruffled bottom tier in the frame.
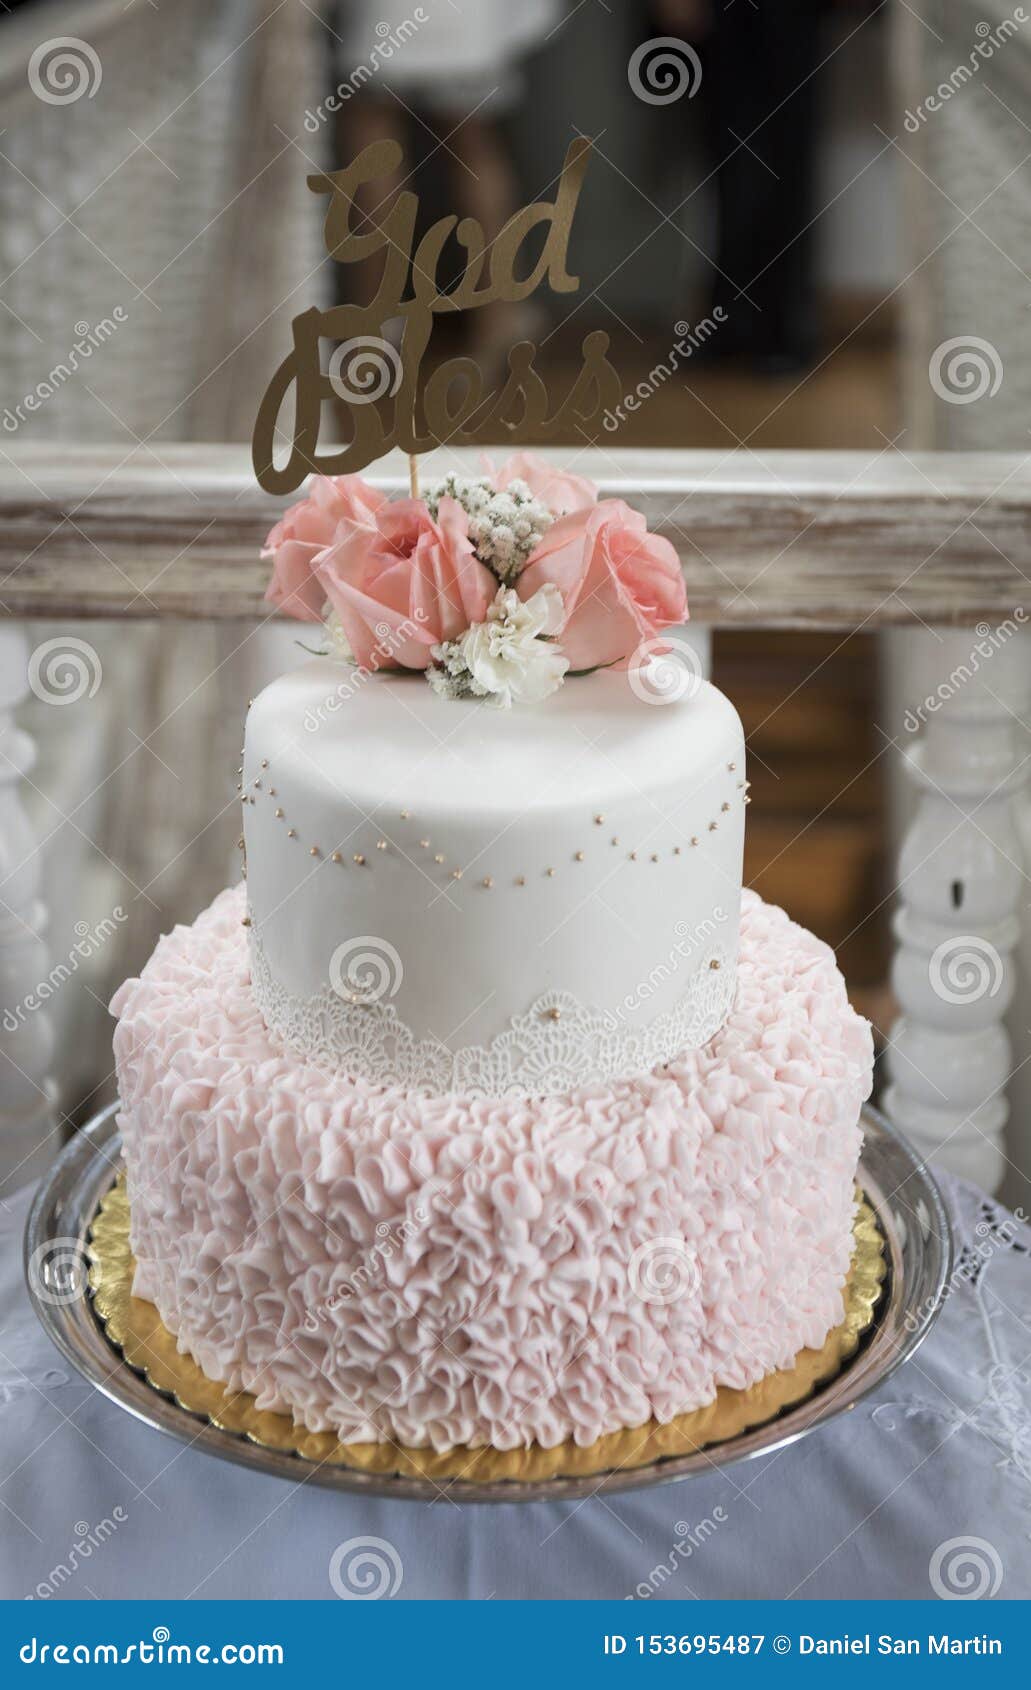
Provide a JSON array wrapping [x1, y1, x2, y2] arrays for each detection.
[[111, 885, 873, 1453]]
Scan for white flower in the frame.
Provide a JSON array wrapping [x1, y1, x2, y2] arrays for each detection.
[[424, 474, 553, 584], [428, 585, 568, 709]]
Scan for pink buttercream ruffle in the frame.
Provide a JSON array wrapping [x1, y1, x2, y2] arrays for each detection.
[[111, 886, 873, 1452]]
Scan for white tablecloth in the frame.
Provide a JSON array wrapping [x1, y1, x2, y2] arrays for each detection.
[[1, 1171, 1029, 1602]]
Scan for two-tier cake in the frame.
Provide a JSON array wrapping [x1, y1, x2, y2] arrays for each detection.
[[111, 453, 874, 1459]]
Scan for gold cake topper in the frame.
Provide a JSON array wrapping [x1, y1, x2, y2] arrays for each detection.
[[252, 137, 621, 494]]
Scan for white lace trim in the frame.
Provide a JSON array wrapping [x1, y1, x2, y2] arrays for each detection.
[[248, 931, 736, 1099]]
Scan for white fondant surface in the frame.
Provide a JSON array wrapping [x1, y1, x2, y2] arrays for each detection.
[[243, 662, 745, 1078]]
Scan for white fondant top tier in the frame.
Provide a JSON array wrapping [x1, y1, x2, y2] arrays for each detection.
[[243, 660, 745, 1094]]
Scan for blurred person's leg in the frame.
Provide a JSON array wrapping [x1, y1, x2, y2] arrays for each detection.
[[706, 0, 826, 372]]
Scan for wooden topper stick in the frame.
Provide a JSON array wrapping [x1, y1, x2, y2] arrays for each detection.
[[409, 452, 419, 501]]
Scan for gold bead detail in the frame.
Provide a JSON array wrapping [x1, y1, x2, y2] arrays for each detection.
[[744, 795, 752, 805], [419, 838, 430, 849], [274, 808, 283, 818], [594, 814, 605, 825], [545, 1006, 562, 1021], [721, 802, 730, 813], [546, 867, 556, 877], [400, 809, 410, 820], [241, 916, 251, 927], [482, 876, 494, 889], [451, 868, 463, 880], [651, 853, 659, 863], [574, 850, 584, 862], [709, 821, 718, 832], [728, 762, 736, 772], [515, 875, 526, 886], [269, 787, 276, 797], [287, 828, 296, 838], [629, 851, 637, 861], [709, 958, 721, 971], [236, 836, 245, 850], [261, 759, 269, 769], [331, 851, 342, 863], [611, 837, 620, 847], [674, 846, 682, 855], [376, 839, 388, 851], [353, 853, 365, 865], [310, 846, 319, 857], [691, 836, 699, 847]]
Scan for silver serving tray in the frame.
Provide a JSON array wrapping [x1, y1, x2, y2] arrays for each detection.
[[25, 1102, 951, 1503]]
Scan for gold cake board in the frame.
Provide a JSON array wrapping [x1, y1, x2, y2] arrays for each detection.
[[88, 1176, 885, 1485]]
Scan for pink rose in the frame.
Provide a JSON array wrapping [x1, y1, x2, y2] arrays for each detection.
[[263, 475, 386, 622], [316, 496, 497, 671], [518, 500, 686, 670], [490, 450, 597, 515]]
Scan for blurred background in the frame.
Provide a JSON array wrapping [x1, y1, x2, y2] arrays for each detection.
[[2, 0, 1029, 1186]]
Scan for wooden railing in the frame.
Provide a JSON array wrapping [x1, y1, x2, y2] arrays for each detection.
[[1, 443, 1028, 1193]]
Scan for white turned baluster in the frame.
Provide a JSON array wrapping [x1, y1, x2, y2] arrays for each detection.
[[0, 627, 59, 1195], [883, 625, 1031, 1193]]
